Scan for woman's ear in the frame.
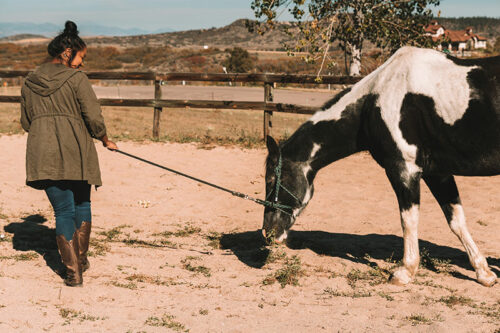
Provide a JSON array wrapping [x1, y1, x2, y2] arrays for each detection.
[[62, 48, 72, 60]]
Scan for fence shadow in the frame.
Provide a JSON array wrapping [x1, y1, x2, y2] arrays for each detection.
[[221, 229, 499, 281], [3, 214, 64, 276]]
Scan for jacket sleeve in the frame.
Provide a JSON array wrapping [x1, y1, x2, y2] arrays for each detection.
[[20, 86, 31, 132], [75, 72, 107, 139]]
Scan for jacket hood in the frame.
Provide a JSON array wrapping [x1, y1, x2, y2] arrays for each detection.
[[25, 63, 79, 97]]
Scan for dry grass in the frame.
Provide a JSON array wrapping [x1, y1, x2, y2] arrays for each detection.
[[103, 105, 307, 147]]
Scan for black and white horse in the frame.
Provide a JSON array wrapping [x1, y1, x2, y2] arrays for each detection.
[[263, 46, 499, 286]]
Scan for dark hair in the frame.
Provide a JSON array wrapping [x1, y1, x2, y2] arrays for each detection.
[[47, 21, 86, 63]]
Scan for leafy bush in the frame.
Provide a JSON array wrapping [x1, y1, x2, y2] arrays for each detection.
[[223, 47, 256, 73]]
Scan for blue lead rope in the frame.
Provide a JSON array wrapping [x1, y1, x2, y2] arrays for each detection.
[[113, 149, 297, 216]]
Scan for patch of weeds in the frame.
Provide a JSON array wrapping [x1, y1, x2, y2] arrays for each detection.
[[173, 225, 202, 237], [145, 313, 188, 332], [377, 292, 395, 301], [59, 307, 107, 325], [323, 287, 372, 298], [413, 279, 456, 292], [97, 225, 129, 241], [313, 266, 337, 278], [476, 219, 488, 226], [199, 309, 208, 315], [126, 274, 174, 286], [346, 266, 388, 288], [15, 252, 39, 261], [88, 238, 111, 257], [264, 248, 287, 265], [0, 252, 38, 261], [405, 313, 432, 326], [122, 238, 177, 248], [153, 225, 201, 238], [59, 308, 79, 324], [181, 256, 211, 277], [153, 231, 174, 238], [263, 255, 304, 288], [420, 248, 453, 274], [439, 295, 475, 308], [0, 209, 8, 219], [0, 234, 12, 243], [204, 231, 222, 249], [110, 280, 138, 290]]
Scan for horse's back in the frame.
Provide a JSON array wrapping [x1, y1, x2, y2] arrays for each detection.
[[396, 50, 500, 176]]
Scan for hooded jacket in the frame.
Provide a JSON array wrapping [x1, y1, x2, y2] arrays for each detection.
[[21, 62, 107, 187]]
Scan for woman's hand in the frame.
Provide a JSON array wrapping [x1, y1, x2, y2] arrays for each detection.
[[104, 140, 118, 151], [100, 135, 118, 151]]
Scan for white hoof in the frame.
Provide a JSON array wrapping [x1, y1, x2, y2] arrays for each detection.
[[477, 269, 497, 287], [390, 268, 413, 286]]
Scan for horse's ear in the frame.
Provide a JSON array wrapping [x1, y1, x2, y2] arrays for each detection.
[[266, 136, 279, 157]]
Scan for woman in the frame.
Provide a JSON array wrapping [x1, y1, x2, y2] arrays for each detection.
[[20, 21, 117, 286]]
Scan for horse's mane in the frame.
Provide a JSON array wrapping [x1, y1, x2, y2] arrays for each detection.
[[265, 87, 354, 170], [320, 87, 352, 111]]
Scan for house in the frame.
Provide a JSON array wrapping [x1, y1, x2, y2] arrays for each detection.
[[425, 21, 488, 52]]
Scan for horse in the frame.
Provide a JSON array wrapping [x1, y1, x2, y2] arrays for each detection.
[[263, 46, 500, 287]]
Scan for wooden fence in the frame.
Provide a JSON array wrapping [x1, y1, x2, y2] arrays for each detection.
[[0, 71, 362, 139]]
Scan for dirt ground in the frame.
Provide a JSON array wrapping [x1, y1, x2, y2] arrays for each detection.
[[0, 134, 499, 332]]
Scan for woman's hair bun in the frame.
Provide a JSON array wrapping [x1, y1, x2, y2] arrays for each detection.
[[63, 21, 79, 35]]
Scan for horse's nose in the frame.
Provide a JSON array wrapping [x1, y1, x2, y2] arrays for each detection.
[[261, 229, 266, 239]]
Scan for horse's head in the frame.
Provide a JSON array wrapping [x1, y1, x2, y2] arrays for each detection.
[[262, 136, 313, 244]]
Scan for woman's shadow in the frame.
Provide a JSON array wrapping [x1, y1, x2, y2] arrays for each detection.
[[4, 214, 65, 276], [220, 229, 500, 282]]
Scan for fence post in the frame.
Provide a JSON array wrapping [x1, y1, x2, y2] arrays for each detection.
[[264, 82, 273, 141], [153, 77, 162, 139]]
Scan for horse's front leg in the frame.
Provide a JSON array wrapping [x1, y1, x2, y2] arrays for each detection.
[[386, 167, 422, 285]]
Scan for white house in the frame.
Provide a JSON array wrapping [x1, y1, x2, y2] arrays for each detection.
[[425, 21, 488, 52]]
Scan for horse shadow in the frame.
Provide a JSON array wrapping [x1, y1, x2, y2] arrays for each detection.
[[220, 229, 500, 282], [3, 214, 65, 276]]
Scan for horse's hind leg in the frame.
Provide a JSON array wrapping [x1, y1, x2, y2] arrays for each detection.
[[385, 168, 422, 286], [423, 174, 497, 286]]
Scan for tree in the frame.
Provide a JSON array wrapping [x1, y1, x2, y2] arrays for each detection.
[[223, 47, 256, 73], [494, 36, 500, 54], [250, 0, 440, 76]]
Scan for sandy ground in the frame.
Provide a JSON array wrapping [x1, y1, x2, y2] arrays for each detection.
[[0, 134, 499, 332]]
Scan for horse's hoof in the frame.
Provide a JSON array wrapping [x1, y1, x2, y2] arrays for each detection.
[[390, 268, 412, 286], [477, 270, 497, 287]]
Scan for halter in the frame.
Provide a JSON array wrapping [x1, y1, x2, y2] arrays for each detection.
[[264, 153, 303, 216]]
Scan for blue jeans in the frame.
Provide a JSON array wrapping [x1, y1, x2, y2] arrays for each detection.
[[44, 181, 91, 241]]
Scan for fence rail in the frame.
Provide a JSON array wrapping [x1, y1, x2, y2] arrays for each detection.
[[0, 70, 362, 139]]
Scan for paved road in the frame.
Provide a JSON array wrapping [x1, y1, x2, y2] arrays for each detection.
[[92, 85, 341, 107]]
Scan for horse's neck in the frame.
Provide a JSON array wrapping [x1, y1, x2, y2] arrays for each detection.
[[282, 105, 363, 175]]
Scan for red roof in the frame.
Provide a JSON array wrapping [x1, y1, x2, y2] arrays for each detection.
[[424, 21, 444, 34]]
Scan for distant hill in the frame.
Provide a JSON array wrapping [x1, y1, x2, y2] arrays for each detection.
[[77, 17, 500, 51], [84, 19, 292, 50], [0, 34, 47, 42], [0, 22, 174, 38]]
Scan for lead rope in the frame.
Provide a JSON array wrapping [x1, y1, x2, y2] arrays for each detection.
[[113, 149, 296, 216]]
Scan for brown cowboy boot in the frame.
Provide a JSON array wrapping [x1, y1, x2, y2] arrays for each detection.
[[76, 221, 91, 272], [56, 231, 82, 286]]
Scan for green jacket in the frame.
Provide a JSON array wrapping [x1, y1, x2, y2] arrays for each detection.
[[21, 63, 107, 187]]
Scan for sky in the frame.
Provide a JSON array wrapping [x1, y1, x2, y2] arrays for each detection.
[[0, 0, 499, 32]]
